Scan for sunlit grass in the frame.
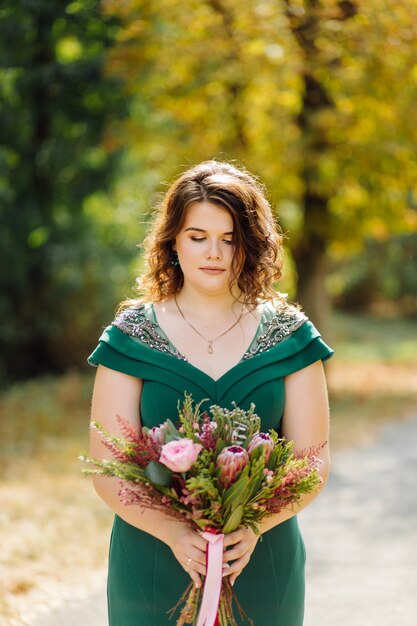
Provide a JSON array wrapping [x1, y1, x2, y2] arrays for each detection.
[[331, 311, 417, 363], [328, 311, 417, 448], [1, 313, 416, 622]]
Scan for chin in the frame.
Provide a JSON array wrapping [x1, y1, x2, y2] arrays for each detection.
[[192, 279, 230, 296]]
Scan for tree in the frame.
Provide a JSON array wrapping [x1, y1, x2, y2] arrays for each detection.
[[101, 0, 417, 331], [283, 0, 417, 329], [0, 0, 127, 383]]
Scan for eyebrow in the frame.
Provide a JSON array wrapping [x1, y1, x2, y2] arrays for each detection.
[[184, 227, 234, 235]]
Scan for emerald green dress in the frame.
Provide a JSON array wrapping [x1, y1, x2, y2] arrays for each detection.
[[88, 301, 333, 626]]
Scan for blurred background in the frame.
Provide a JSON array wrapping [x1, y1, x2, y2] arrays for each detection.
[[1, 1, 416, 623]]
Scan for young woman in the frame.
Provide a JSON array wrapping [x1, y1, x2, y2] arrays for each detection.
[[88, 160, 333, 625]]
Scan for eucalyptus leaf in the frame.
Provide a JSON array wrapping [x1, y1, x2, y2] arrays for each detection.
[[145, 460, 173, 486]]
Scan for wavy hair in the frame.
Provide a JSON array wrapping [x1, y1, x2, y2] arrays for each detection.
[[120, 160, 288, 310]]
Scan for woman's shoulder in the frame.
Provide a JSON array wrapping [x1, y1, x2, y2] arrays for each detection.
[[244, 296, 333, 366], [111, 301, 155, 337], [107, 300, 186, 360], [260, 296, 308, 329], [88, 299, 186, 373]]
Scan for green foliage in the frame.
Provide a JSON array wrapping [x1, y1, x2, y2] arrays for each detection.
[[101, 0, 417, 235], [330, 234, 417, 314], [0, 0, 129, 384], [100, 0, 417, 326], [2, 0, 417, 383], [145, 460, 173, 486], [330, 311, 417, 364]]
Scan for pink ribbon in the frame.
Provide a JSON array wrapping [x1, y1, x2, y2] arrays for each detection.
[[196, 531, 225, 626]]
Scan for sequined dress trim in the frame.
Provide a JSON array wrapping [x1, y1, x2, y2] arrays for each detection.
[[112, 306, 187, 361], [112, 305, 307, 362], [241, 308, 307, 359]]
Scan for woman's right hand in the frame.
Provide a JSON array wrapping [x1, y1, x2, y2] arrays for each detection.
[[166, 523, 208, 588]]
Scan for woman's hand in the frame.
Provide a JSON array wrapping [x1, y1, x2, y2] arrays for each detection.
[[167, 523, 208, 589], [222, 527, 259, 586]]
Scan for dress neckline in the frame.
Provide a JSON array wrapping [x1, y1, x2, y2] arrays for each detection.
[[149, 302, 265, 382], [110, 301, 308, 389]]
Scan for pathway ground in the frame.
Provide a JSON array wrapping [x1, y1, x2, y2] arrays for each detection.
[[301, 412, 417, 626], [28, 413, 417, 626]]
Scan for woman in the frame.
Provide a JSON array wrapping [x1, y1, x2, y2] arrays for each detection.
[[88, 160, 333, 625]]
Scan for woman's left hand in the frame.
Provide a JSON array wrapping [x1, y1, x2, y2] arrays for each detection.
[[222, 527, 259, 586]]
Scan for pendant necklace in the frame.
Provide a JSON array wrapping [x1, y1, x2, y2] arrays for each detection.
[[174, 295, 244, 355]]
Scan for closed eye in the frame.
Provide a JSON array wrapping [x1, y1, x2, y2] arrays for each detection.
[[190, 237, 233, 244]]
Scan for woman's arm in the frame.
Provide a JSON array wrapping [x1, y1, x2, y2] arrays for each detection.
[[259, 358, 331, 531], [90, 364, 207, 587], [223, 359, 331, 584]]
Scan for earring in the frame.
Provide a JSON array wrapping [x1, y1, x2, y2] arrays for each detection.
[[170, 250, 180, 267]]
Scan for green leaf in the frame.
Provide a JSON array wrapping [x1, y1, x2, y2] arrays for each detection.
[[194, 518, 212, 530], [222, 471, 249, 513], [145, 461, 173, 486], [223, 504, 244, 534], [215, 439, 225, 456], [250, 445, 264, 462], [246, 460, 265, 501]]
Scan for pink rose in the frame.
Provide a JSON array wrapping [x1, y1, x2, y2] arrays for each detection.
[[159, 439, 203, 473]]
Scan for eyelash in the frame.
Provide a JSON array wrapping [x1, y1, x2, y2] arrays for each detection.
[[190, 237, 233, 245]]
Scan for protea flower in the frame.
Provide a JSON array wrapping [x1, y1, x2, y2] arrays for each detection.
[[216, 446, 249, 489], [248, 433, 274, 462], [147, 423, 169, 447]]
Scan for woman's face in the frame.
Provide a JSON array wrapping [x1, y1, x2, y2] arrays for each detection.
[[173, 201, 236, 296]]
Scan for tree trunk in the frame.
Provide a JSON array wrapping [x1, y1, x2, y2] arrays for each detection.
[[284, 1, 358, 337], [293, 193, 331, 338], [293, 70, 333, 338]]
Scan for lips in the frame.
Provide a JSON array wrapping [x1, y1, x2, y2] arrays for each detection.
[[200, 267, 225, 274]]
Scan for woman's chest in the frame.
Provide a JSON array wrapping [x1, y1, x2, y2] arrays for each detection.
[[159, 314, 261, 381], [176, 338, 246, 380]]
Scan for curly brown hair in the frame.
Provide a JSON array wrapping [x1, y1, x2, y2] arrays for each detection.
[[121, 160, 288, 310]]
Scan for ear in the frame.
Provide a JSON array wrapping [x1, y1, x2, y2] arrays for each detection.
[[172, 240, 177, 251]]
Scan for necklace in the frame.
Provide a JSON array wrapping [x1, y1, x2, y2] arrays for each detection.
[[174, 295, 244, 355]]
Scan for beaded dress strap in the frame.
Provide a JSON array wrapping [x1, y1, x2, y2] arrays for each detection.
[[112, 306, 187, 361], [241, 307, 307, 360]]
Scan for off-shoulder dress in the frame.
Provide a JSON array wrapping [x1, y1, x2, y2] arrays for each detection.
[[88, 301, 333, 626]]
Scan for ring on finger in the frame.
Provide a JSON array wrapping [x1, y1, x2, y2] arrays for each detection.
[[187, 558, 193, 564]]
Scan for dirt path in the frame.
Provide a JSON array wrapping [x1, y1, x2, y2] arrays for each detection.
[[28, 413, 417, 626], [301, 412, 417, 626]]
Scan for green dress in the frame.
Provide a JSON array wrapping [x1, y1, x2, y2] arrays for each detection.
[[88, 301, 333, 626]]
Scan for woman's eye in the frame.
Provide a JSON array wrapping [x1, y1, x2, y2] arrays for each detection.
[[190, 236, 233, 244]]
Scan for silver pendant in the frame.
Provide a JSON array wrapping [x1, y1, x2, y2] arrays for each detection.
[[207, 341, 214, 354]]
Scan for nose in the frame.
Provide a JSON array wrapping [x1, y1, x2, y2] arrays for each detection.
[[206, 238, 222, 259]]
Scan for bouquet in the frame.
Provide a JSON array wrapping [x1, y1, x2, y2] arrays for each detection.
[[81, 394, 324, 626]]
